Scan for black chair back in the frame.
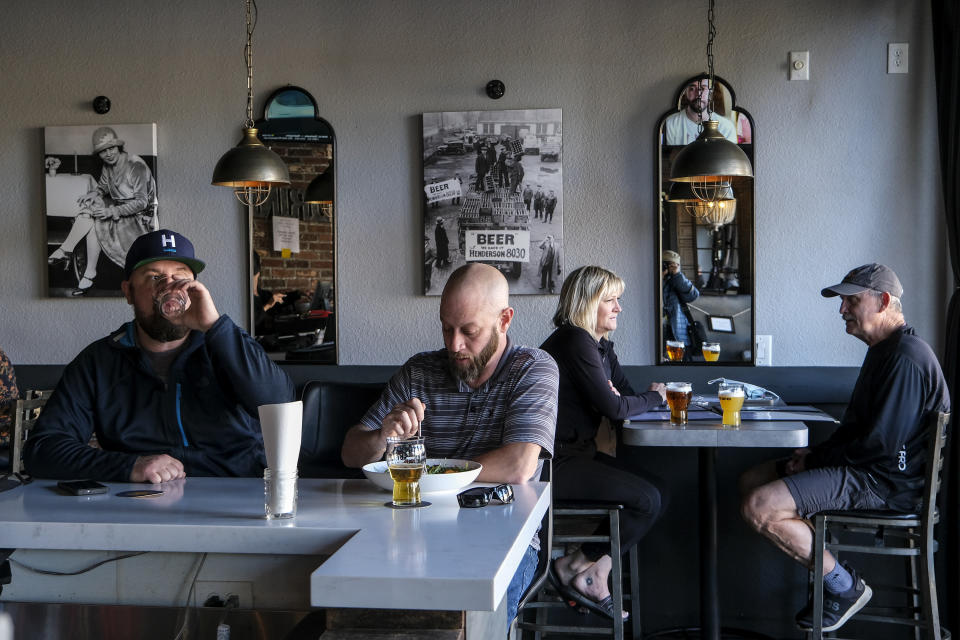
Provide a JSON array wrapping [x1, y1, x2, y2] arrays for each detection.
[[299, 380, 385, 478], [923, 411, 950, 531]]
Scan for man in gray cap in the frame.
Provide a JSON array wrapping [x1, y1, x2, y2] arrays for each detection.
[[739, 263, 949, 633]]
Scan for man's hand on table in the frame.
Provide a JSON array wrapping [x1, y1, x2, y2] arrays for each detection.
[[783, 448, 810, 475], [379, 398, 425, 442], [131, 454, 186, 483]]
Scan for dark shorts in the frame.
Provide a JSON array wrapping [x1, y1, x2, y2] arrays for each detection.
[[777, 461, 886, 520]]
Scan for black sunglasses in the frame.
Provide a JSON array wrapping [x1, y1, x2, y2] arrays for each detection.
[[457, 484, 515, 508]]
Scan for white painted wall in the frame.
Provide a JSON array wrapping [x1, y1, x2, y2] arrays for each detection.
[[0, 0, 947, 366]]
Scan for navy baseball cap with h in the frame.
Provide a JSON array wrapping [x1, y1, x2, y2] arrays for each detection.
[[821, 263, 903, 298], [124, 229, 206, 279]]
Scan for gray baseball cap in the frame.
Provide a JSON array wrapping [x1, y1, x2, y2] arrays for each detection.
[[821, 263, 903, 298]]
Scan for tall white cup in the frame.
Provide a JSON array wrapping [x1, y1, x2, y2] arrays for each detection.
[[258, 401, 303, 472], [258, 401, 303, 519]]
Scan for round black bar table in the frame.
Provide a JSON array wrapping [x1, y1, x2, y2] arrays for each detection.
[[623, 418, 809, 640]]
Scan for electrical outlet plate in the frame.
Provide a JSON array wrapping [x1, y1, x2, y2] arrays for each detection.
[[195, 581, 253, 609], [755, 335, 773, 366], [789, 51, 809, 81], [888, 43, 908, 74]]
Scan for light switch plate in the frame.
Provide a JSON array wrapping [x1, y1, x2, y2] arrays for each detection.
[[789, 51, 809, 81], [755, 335, 773, 366], [888, 43, 908, 74]]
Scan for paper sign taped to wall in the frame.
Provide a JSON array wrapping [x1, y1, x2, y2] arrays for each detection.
[[424, 178, 462, 203], [464, 230, 530, 262], [272, 216, 300, 253]]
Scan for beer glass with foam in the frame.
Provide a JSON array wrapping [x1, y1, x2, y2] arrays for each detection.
[[386, 436, 426, 506], [666, 382, 693, 425], [666, 340, 685, 362], [718, 382, 745, 428], [702, 342, 721, 361]]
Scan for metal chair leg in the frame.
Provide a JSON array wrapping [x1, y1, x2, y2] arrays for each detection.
[[610, 509, 624, 640], [919, 530, 941, 640], [629, 544, 641, 640], [811, 515, 826, 640], [908, 533, 921, 640]]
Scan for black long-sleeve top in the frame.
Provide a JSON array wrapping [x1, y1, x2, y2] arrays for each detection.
[[805, 325, 949, 511], [540, 324, 661, 456]]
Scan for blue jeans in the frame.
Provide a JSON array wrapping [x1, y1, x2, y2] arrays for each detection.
[[506, 544, 540, 635]]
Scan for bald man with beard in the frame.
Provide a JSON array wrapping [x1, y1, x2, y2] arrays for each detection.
[[342, 263, 559, 630]]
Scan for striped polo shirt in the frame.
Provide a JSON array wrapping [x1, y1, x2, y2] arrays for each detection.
[[360, 336, 558, 473]]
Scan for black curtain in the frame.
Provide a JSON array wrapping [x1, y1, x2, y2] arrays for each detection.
[[931, 0, 960, 634]]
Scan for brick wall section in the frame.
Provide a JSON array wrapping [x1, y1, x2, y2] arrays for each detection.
[[253, 142, 334, 306]]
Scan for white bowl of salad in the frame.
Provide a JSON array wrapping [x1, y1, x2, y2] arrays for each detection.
[[362, 458, 482, 494]]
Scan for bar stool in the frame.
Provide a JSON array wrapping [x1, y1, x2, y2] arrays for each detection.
[[808, 411, 951, 640], [514, 461, 642, 640]]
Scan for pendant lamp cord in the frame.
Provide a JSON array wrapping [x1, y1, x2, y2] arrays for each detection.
[[244, 0, 258, 129], [706, 0, 716, 116]]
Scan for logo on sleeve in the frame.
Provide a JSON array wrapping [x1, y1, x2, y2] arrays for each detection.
[[897, 445, 907, 471]]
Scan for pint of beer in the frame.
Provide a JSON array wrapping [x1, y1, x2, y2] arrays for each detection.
[[702, 342, 721, 361], [666, 340, 685, 362], [386, 436, 426, 506], [666, 382, 693, 425], [718, 383, 745, 428]]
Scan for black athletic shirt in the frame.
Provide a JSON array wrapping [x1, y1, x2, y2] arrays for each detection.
[[805, 325, 950, 511]]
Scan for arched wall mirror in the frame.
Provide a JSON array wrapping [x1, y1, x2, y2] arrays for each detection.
[[656, 74, 755, 364], [250, 86, 337, 364]]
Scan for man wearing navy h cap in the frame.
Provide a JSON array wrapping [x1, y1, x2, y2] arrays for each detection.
[[739, 263, 949, 633], [25, 229, 295, 483]]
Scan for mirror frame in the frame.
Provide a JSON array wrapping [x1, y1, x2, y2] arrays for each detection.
[[655, 74, 756, 365], [251, 85, 338, 364]]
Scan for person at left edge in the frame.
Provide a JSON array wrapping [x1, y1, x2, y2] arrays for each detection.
[[24, 229, 295, 483]]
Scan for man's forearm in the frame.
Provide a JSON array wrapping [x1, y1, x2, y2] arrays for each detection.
[[341, 424, 387, 468], [473, 442, 542, 484]]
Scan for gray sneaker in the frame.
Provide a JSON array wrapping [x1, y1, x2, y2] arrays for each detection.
[[796, 565, 873, 632]]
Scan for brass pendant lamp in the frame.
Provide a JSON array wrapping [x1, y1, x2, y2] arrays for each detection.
[[212, 0, 290, 206], [670, 0, 752, 201], [667, 180, 736, 230]]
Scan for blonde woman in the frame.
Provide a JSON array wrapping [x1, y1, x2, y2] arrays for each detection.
[[540, 265, 667, 620]]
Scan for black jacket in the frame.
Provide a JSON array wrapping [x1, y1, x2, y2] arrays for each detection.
[[24, 315, 295, 481]]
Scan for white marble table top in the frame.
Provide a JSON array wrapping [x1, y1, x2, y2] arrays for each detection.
[[0, 477, 550, 612], [622, 419, 808, 448]]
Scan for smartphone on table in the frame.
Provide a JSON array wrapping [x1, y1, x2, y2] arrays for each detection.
[[57, 480, 108, 496]]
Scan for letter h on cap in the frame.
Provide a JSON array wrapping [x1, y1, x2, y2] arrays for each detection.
[[162, 234, 177, 251]]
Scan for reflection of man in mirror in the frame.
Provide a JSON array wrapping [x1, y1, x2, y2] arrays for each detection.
[[661, 250, 700, 356], [664, 78, 737, 145]]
